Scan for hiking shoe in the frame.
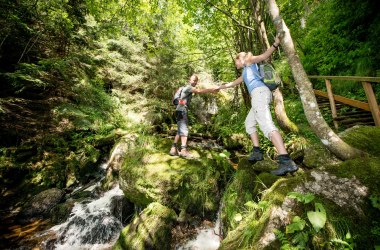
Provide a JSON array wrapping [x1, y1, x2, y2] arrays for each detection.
[[169, 147, 178, 156], [271, 158, 298, 176], [179, 150, 193, 159], [178, 146, 193, 159], [248, 150, 264, 162], [169, 144, 178, 156]]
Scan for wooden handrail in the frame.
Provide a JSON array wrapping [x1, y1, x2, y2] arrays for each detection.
[[308, 75, 380, 83], [308, 75, 380, 127], [313, 90, 372, 111]]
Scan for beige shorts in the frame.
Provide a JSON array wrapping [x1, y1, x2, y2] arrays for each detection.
[[245, 86, 278, 139]]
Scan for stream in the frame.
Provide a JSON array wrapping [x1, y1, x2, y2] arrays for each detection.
[[46, 185, 124, 249], [3, 137, 227, 249], [34, 183, 222, 250]]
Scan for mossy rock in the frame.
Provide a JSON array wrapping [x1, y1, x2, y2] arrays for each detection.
[[324, 156, 380, 196], [252, 172, 280, 197], [220, 165, 281, 234], [119, 149, 220, 217], [113, 202, 177, 250], [220, 176, 301, 250], [303, 143, 341, 169], [238, 158, 278, 173], [220, 157, 380, 249], [339, 125, 380, 156]]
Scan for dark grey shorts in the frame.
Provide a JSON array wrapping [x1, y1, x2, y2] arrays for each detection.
[[176, 111, 189, 136]]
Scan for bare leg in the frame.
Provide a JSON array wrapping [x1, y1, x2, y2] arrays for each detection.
[[174, 134, 180, 144], [249, 132, 260, 147], [180, 136, 188, 147], [269, 130, 287, 155], [169, 134, 180, 156]]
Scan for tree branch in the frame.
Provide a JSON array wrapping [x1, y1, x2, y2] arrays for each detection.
[[204, 0, 255, 32]]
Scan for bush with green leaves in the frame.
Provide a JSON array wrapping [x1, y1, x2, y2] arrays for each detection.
[[274, 192, 355, 250]]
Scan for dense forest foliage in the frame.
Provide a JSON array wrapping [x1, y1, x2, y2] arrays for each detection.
[[1, 0, 380, 249]]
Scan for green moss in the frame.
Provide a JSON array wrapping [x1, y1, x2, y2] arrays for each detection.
[[325, 157, 380, 196], [303, 143, 341, 169], [119, 136, 221, 217], [339, 126, 380, 156], [238, 158, 277, 173], [113, 202, 176, 250], [317, 198, 375, 249], [253, 172, 281, 197], [221, 171, 308, 249]]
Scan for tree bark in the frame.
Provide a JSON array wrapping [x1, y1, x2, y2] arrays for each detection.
[[249, 0, 299, 133], [266, 0, 364, 160], [272, 88, 299, 133]]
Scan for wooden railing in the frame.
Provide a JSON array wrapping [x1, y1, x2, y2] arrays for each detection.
[[308, 76, 380, 128]]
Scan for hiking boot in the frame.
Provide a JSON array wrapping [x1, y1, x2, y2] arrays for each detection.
[[178, 146, 193, 159], [271, 156, 298, 176], [169, 143, 178, 156], [248, 149, 264, 162]]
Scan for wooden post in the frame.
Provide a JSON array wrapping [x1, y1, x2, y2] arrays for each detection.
[[362, 81, 380, 126], [325, 79, 339, 129]]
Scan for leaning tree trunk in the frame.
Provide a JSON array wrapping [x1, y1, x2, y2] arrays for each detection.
[[266, 0, 364, 160], [272, 88, 299, 133], [250, 0, 298, 133]]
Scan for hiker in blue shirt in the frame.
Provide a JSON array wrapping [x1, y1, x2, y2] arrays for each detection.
[[169, 74, 218, 158], [217, 35, 298, 176]]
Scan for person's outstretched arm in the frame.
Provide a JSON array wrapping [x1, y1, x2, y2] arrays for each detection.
[[192, 87, 219, 94], [218, 76, 243, 90], [247, 34, 281, 64]]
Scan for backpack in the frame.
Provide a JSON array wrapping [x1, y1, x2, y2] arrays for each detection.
[[256, 63, 282, 91], [172, 87, 187, 106]]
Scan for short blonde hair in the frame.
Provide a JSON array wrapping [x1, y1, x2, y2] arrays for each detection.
[[236, 52, 247, 60], [190, 74, 198, 81], [236, 52, 254, 60]]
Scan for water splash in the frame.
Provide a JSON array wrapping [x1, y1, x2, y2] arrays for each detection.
[[177, 211, 221, 250], [50, 185, 124, 250]]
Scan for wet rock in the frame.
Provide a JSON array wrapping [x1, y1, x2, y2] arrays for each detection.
[[50, 200, 75, 224], [17, 188, 65, 223], [110, 195, 134, 225]]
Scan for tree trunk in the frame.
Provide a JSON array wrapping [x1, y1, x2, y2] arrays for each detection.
[[266, 0, 364, 160], [249, 0, 299, 133], [272, 88, 299, 133]]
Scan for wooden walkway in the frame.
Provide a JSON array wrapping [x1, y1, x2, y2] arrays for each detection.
[[309, 75, 380, 129]]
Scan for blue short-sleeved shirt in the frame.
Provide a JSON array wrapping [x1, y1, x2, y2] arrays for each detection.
[[242, 64, 265, 94]]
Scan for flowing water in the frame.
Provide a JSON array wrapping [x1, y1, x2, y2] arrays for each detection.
[[176, 222, 221, 250], [38, 183, 222, 250], [176, 208, 222, 250], [20, 140, 225, 249], [39, 185, 124, 250]]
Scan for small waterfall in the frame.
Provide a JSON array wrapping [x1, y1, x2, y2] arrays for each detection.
[[48, 185, 124, 250], [176, 209, 222, 250]]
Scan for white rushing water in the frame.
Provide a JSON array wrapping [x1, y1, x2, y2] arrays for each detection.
[[177, 211, 221, 250], [49, 185, 124, 250]]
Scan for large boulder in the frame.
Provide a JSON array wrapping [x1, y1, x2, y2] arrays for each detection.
[[302, 144, 341, 168], [17, 188, 65, 223], [220, 125, 380, 249], [119, 149, 221, 218], [113, 202, 177, 250]]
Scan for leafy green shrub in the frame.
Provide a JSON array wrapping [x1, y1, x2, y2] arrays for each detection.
[[275, 192, 355, 249]]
